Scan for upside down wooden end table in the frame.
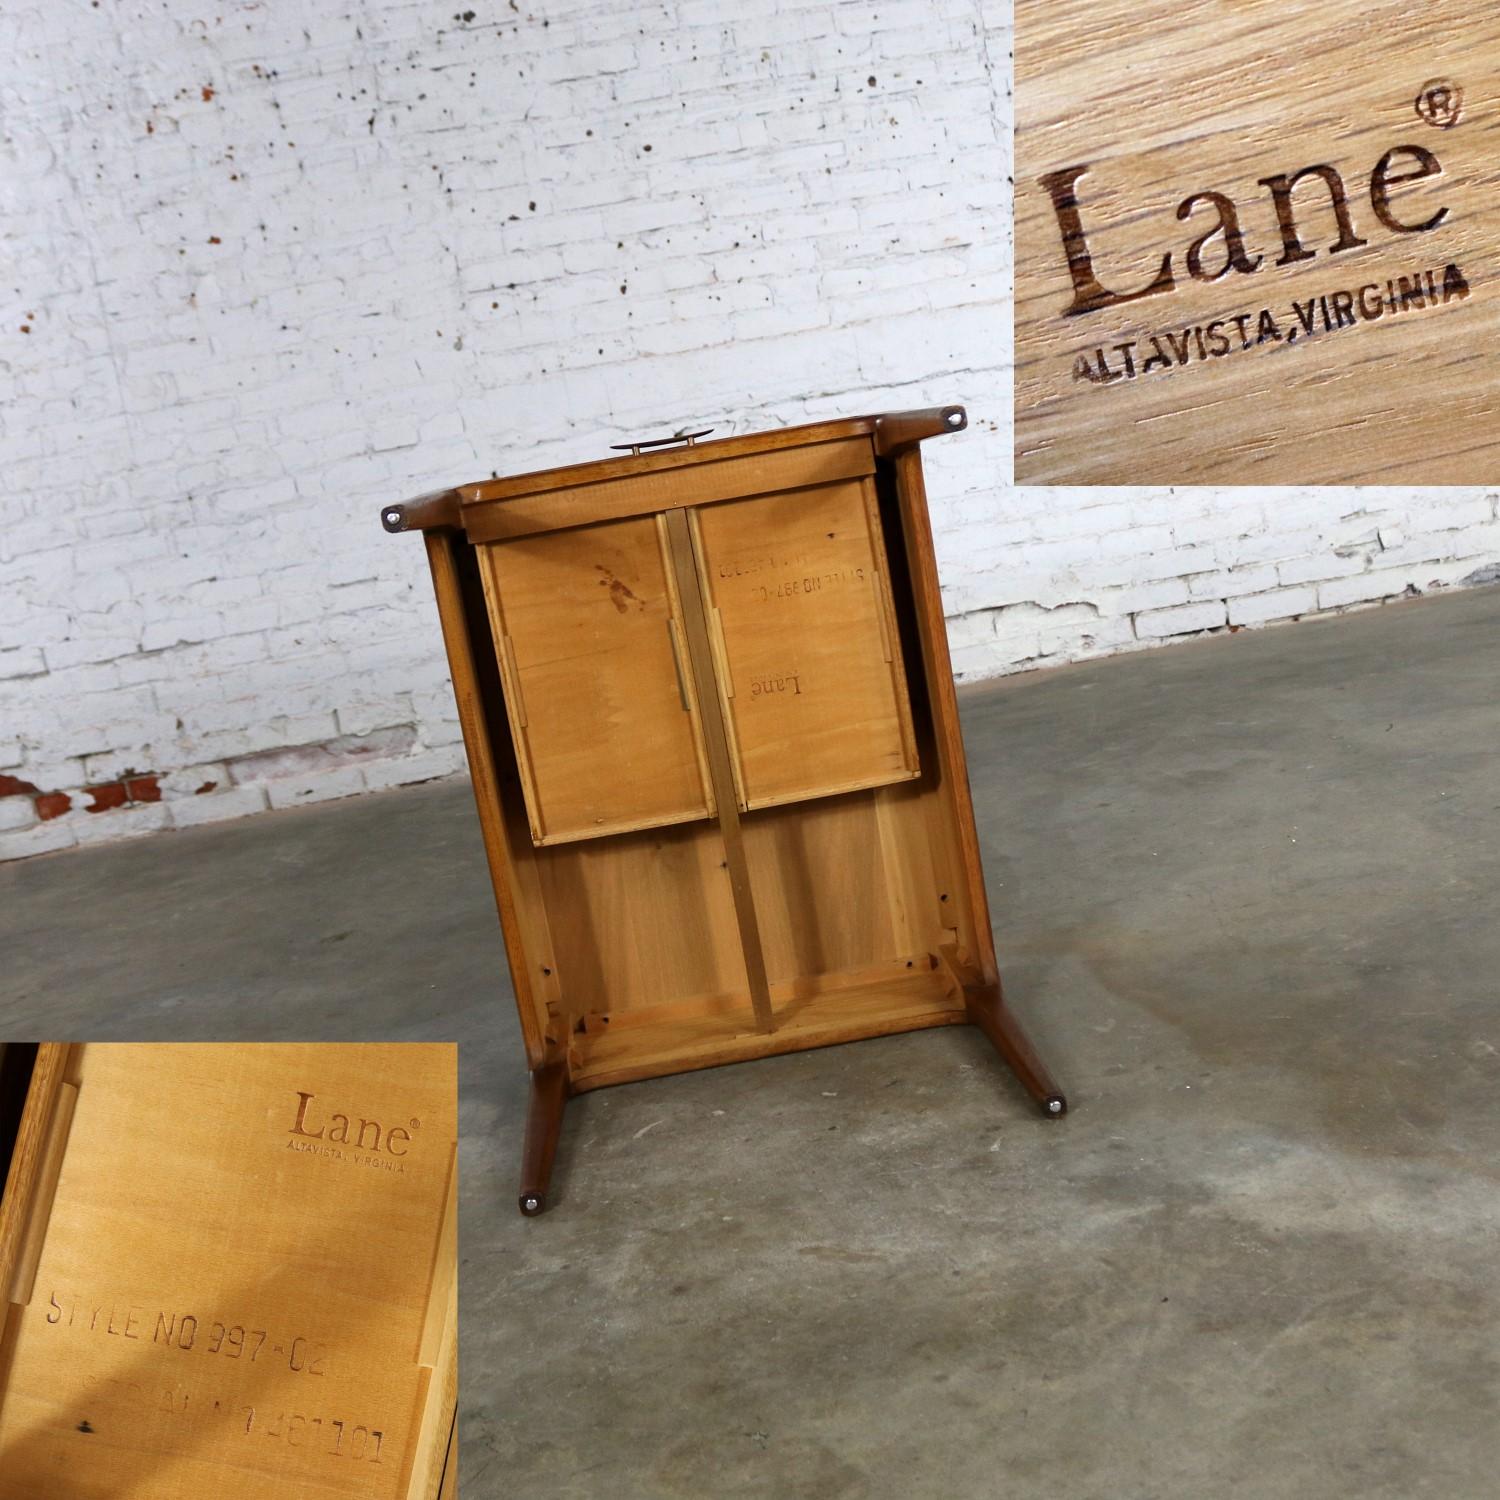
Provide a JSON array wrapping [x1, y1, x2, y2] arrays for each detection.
[[384, 407, 1068, 1215]]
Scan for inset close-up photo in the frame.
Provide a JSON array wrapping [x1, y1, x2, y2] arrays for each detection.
[[1014, 0, 1500, 485], [0, 1044, 457, 1500]]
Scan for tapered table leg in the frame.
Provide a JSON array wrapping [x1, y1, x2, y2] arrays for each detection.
[[965, 979, 1068, 1117], [518, 1056, 568, 1216]]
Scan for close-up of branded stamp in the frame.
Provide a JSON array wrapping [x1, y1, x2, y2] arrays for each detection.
[[1014, 0, 1500, 486], [0, 1044, 456, 1500]]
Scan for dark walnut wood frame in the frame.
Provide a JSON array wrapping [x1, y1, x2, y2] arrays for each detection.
[[385, 407, 1067, 1215]]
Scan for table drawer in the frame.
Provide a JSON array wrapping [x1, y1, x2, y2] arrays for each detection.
[[478, 514, 717, 846], [690, 477, 918, 810]]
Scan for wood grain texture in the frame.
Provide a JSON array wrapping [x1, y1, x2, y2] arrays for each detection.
[[7, 1080, 78, 1308], [742, 782, 959, 995], [463, 437, 874, 543], [536, 819, 744, 1023], [518, 1051, 568, 1215], [427, 531, 564, 1067], [568, 966, 967, 1092], [690, 479, 918, 812], [455, 420, 879, 504], [478, 517, 715, 846], [664, 506, 775, 1033], [1014, 0, 1500, 484], [888, 451, 991, 979], [0, 1044, 457, 1500], [495, 428, 998, 1076], [437, 1422, 457, 1500], [0, 1045, 72, 1311], [394, 412, 1064, 1195]]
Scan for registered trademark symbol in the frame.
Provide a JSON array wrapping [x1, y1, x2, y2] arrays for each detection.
[[1415, 79, 1463, 129], [409, 1117, 420, 1131]]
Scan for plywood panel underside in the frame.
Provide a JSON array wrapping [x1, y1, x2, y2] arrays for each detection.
[[536, 772, 974, 1089], [569, 965, 969, 1092]]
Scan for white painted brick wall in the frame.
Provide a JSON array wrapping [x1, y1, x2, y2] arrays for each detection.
[[1, 0, 1496, 861]]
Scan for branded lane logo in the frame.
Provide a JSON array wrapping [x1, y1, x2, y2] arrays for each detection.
[[1039, 140, 1453, 318], [1066, 261, 1470, 388], [1415, 79, 1463, 130], [1031, 86, 1478, 391], [288, 1090, 417, 1161]]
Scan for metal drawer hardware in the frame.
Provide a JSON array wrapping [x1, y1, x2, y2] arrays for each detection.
[[609, 428, 714, 455]]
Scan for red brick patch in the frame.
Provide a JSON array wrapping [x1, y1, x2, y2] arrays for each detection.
[[0, 775, 39, 798], [195, 780, 218, 795], [35, 792, 72, 821], [85, 782, 128, 813], [126, 775, 162, 803]]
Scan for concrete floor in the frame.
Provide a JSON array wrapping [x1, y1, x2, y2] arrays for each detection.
[[5, 585, 1500, 1498]]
